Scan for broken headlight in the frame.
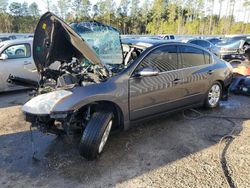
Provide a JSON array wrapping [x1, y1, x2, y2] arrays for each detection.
[[22, 90, 72, 115]]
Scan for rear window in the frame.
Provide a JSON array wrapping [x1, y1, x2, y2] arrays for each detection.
[[179, 46, 206, 68], [197, 40, 210, 48]]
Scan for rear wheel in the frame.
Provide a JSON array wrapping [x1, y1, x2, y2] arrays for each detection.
[[204, 82, 222, 108], [79, 111, 113, 160]]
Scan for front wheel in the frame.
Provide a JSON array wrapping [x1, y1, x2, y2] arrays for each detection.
[[79, 111, 113, 160], [204, 82, 222, 109]]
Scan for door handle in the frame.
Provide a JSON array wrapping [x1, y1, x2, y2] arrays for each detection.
[[207, 70, 214, 75], [172, 78, 181, 84]]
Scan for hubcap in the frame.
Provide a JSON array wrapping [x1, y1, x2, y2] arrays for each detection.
[[98, 120, 112, 153], [208, 84, 221, 106]]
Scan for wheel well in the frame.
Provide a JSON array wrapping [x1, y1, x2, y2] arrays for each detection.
[[216, 80, 225, 89], [77, 101, 124, 131], [215, 80, 229, 97]]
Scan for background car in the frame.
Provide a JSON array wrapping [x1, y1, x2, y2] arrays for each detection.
[[0, 36, 10, 42], [217, 35, 250, 46], [158, 34, 175, 40], [220, 38, 250, 62], [207, 37, 222, 45], [184, 38, 221, 56], [0, 39, 38, 92]]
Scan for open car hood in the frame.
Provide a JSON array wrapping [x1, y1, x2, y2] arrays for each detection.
[[33, 12, 103, 72]]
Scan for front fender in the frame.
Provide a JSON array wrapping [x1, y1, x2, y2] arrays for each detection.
[[51, 80, 129, 121]]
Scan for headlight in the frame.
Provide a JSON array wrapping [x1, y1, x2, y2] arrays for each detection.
[[22, 90, 72, 115]]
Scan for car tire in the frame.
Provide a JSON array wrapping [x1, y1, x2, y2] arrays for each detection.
[[15, 49, 25, 55], [204, 82, 222, 109], [79, 111, 113, 160]]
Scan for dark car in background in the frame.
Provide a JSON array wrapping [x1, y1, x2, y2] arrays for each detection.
[[220, 38, 250, 62], [207, 37, 222, 45], [184, 39, 221, 56], [217, 35, 250, 46], [0, 37, 10, 42], [20, 12, 233, 160]]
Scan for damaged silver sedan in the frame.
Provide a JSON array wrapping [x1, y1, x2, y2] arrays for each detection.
[[19, 12, 232, 160]]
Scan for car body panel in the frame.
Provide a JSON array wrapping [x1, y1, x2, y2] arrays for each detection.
[[129, 69, 187, 120]]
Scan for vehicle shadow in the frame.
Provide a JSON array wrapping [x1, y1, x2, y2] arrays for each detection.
[[0, 97, 248, 187], [0, 90, 31, 108]]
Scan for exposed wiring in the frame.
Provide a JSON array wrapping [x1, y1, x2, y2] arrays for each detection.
[[183, 108, 250, 188]]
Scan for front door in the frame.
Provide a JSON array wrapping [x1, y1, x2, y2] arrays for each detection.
[[129, 45, 187, 120], [0, 43, 38, 91]]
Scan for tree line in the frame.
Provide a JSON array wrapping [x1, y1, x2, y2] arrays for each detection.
[[0, 0, 250, 35]]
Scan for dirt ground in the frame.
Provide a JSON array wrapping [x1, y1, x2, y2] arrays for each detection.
[[0, 90, 249, 188]]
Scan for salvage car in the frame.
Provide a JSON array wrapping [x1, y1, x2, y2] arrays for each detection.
[[220, 38, 250, 62], [0, 39, 38, 92], [20, 12, 233, 160], [217, 35, 250, 46], [184, 38, 221, 56]]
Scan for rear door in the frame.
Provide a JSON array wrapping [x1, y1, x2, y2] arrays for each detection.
[[178, 45, 214, 104], [0, 43, 37, 91], [129, 45, 187, 120]]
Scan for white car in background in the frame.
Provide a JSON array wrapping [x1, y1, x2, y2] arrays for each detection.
[[0, 39, 38, 92]]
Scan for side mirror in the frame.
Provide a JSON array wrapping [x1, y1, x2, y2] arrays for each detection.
[[136, 67, 159, 77], [0, 54, 8, 60]]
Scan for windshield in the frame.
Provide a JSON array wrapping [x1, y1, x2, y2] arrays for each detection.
[[70, 22, 123, 65]]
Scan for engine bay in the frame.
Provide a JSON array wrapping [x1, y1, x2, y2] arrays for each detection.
[[38, 58, 108, 93]]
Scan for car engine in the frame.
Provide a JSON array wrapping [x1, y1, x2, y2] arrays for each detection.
[[38, 57, 109, 93]]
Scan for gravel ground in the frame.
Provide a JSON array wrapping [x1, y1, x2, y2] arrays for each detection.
[[0, 91, 249, 188]]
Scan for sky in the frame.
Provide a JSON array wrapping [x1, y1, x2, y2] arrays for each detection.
[[7, 0, 249, 22]]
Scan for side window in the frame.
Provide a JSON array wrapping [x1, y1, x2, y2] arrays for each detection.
[[197, 40, 210, 48], [138, 45, 178, 72], [189, 40, 198, 45], [2, 44, 31, 59], [204, 51, 212, 64], [180, 46, 206, 68]]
